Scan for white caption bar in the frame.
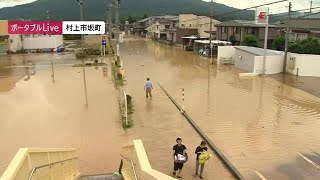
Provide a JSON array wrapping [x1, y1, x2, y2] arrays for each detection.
[[62, 21, 105, 34]]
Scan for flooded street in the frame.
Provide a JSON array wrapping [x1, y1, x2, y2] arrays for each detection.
[[0, 53, 124, 175], [120, 39, 320, 179], [1, 38, 320, 180]]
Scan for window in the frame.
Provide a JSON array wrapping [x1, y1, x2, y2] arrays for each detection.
[[222, 27, 227, 33], [189, 24, 192, 27], [234, 27, 240, 34], [165, 25, 170, 29], [181, 24, 185, 27], [156, 25, 159, 30], [248, 28, 257, 35]]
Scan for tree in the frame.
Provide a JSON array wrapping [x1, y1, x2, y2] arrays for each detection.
[[240, 35, 258, 47], [142, 13, 148, 19], [289, 38, 320, 55], [127, 16, 134, 24], [272, 36, 285, 51]]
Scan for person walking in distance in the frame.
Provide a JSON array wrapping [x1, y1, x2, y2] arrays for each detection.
[[144, 78, 153, 98], [173, 138, 187, 178], [194, 141, 208, 179]]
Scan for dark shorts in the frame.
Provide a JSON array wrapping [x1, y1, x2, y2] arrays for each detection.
[[174, 162, 184, 171]]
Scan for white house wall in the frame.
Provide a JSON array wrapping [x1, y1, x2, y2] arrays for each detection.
[[254, 56, 284, 74], [8, 35, 23, 52], [22, 35, 63, 50], [217, 46, 236, 64], [287, 53, 320, 77], [197, 16, 219, 38]]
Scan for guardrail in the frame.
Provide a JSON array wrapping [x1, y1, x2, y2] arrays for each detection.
[[121, 139, 176, 180], [158, 83, 245, 180], [0, 148, 80, 180], [28, 157, 79, 180]]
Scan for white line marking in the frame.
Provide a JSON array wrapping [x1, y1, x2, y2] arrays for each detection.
[[297, 152, 320, 169], [255, 171, 267, 180]]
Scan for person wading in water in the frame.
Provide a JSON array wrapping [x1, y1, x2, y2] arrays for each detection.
[[144, 78, 153, 98]]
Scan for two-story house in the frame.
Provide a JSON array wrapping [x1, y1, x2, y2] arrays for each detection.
[[215, 20, 278, 47], [276, 18, 320, 41]]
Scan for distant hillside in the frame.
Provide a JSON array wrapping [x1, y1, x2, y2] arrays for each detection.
[[0, 0, 256, 21]]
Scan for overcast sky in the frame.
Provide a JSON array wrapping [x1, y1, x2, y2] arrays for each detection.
[[0, 0, 319, 13]]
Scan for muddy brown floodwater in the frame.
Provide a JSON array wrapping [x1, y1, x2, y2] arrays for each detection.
[[120, 39, 320, 180], [1, 38, 320, 180]]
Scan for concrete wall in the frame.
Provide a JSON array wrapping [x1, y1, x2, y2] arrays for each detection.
[[7, 35, 23, 52], [254, 55, 284, 74], [287, 53, 320, 77], [234, 48, 256, 72], [217, 46, 236, 64], [1, 148, 79, 180], [23, 35, 63, 49], [121, 140, 176, 180], [234, 48, 283, 74]]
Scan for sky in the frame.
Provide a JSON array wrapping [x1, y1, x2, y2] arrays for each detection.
[[0, 0, 319, 13]]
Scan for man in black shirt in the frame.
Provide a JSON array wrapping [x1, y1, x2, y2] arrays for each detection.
[[172, 137, 187, 178], [195, 141, 208, 179]]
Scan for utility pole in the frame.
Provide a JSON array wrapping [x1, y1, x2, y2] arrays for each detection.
[[115, 0, 120, 61], [77, 0, 88, 106], [78, 0, 84, 50], [262, 8, 269, 75], [210, 0, 213, 64], [108, 5, 113, 37], [310, 0, 313, 14], [283, 2, 292, 74]]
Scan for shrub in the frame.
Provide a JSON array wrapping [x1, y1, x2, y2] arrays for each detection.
[[289, 38, 320, 55], [272, 36, 285, 51], [241, 35, 258, 47], [76, 51, 87, 58]]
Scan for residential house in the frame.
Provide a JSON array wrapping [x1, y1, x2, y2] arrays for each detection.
[[146, 18, 178, 40], [276, 18, 320, 41], [215, 20, 278, 47], [179, 14, 220, 38], [0, 20, 8, 54]]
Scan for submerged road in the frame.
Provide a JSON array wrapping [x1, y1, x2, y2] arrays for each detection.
[[119, 39, 320, 179]]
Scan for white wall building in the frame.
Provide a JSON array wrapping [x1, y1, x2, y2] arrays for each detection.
[[6, 35, 23, 53], [218, 46, 320, 77], [234, 46, 283, 74], [286, 53, 320, 77], [179, 14, 220, 38], [6, 34, 63, 52], [22, 35, 63, 50]]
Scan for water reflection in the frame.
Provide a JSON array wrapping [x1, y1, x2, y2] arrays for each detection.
[[51, 59, 55, 83]]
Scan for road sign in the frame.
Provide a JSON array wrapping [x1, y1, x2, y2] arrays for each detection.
[[258, 12, 267, 20], [255, 7, 269, 24], [102, 40, 106, 46]]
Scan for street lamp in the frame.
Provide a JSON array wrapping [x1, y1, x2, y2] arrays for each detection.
[[77, 0, 84, 49], [76, 0, 88, 107], [210, 0, 213, 64]]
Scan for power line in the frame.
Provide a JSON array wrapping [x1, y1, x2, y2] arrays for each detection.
[[298, 10, 320, 18], [168, 0, 288, 25]]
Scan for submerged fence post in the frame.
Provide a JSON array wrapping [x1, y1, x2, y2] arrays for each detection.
[[181, 88, 185, 113], [124, 91, 128, 126]]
